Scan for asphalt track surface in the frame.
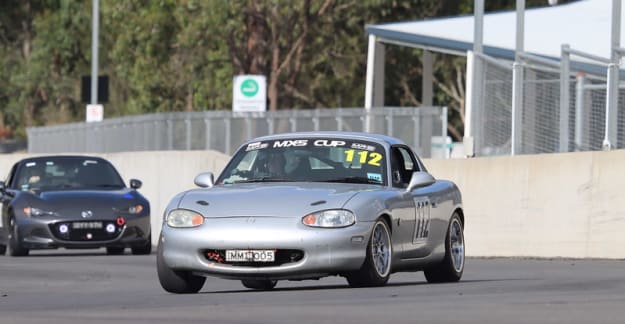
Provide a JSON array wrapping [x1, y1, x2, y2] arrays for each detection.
[[1, 250, 624, 324]]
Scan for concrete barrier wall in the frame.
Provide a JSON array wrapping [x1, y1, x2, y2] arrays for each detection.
[[1, 149, 624, 259], [425, 149, 625, 259]]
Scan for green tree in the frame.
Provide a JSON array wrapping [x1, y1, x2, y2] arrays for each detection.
[[0, 0, 574, 142]]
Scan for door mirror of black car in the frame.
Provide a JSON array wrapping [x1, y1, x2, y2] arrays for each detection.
[[129, 179, 142, 189], [406, 172, 435, 192], [0, 180, 5, 192], [194, 172, 214, 188]]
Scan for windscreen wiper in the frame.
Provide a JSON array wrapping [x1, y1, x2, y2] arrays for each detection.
[[316, 176, 381, 184], [233, 177, 293, 183]]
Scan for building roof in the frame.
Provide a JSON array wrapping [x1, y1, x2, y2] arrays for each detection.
[[366, 0, 620, 65]]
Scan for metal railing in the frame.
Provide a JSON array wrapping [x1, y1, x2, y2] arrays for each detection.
[[27, 107, 449, 158], [467, 47, 625, 157]]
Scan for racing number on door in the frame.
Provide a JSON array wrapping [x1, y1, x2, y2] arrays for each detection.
[[344, 149, 382, 166], [412, 197, 431, 243]]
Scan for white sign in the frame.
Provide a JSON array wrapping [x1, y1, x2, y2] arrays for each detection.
[[233, 75, 266, 112], [86, 104, 103, 122]]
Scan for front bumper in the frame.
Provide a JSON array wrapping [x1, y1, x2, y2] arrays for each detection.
[[15, 214, 151, 249], [160, 217, 373, 280]]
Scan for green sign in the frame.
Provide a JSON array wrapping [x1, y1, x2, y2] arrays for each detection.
[[240, 79, 259, 97]]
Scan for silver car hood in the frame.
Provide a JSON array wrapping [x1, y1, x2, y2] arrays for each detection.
[[178, 182, 381, 217]]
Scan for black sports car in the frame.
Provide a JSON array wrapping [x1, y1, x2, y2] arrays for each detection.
[[0, 155, 151, 256]]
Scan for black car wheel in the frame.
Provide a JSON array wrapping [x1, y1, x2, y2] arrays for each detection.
[[156, 242, 205, 294], [0, 244, 6, 255], [346, 218, 392, 288], [241, 279, 277, 290], [131, 233, 152, 255], [424, 212, 464, 283], [7, 217, 29, 257], [106, 247, 125, 255]]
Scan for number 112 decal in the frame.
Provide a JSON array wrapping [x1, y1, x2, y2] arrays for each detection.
[[344, 149, 382, 166], [413, 197, 431, 242]]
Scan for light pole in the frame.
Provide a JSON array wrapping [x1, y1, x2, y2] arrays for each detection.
[[90, 0, 99, 105]]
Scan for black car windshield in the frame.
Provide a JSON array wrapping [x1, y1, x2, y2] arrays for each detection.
[[217, 138, 387, 185], [14, 158, 125, 191]]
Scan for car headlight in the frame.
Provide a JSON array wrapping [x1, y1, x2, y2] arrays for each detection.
[[166, 209, 204, 228], [125, 204, 144, 214], [23, 207, 57, 217], [302, 209, 355, 228]]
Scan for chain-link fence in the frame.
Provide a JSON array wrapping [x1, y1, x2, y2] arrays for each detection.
[[477, 54, 513, 156], [470, 50, 625, 157], [27, 107, 449, 158], [576, 77, 607, 151], [519, 62, 561, 154]]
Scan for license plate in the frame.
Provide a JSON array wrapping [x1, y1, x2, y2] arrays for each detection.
[[72, 221, 103, 229], [225, 250, 275, 262]]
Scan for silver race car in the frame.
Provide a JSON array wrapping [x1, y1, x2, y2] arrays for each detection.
[[157, 131, 464, 293]]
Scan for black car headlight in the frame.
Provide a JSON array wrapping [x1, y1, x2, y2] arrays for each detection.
[[23, 207, 57, 217], [166, 209, 204, 228], [302, 209, 355, 228]]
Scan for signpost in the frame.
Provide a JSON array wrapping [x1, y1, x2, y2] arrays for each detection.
[[233, 75, 267, 112]]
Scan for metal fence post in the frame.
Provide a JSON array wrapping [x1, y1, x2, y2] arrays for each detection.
[[154, 120, 161, 150], [511, 62, 524, 155], [313, 113, 320, 131], [603, 63, 619, 150], [441, 106, 448, 138], [245, 116, 252, 141], [204, 118, 211, 150], [289, 117, 297, 132], [559, 44, 570, 152], [385, 112, 393, 137], [267, 115, 274, 135], [574, 73, 585, 151], [167, 119, 173, 150], [412, 114, 420, 154], [464, 51, 476, 157], [225, 118, 231, 155], [185, 118, 192, 150]]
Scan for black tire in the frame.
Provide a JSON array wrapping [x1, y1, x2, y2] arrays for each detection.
[[424, 213, 464, 283], [345, 218, 392, 288], [156, 242, 205, 294], [241, 279, 277, 290], [0, 244, 6, 255], [131, 234, 152, 255], [7, 217, 29, 257], [106, 247, 125, 255]]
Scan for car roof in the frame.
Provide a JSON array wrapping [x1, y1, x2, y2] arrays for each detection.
[[246, 131, 406, 147]]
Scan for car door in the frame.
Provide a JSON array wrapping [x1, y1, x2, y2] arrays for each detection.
[[389, 146, 435, 259]]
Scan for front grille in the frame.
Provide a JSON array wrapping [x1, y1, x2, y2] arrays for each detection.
[[204, 249, 304, 267], [49, 221, 123, 242]]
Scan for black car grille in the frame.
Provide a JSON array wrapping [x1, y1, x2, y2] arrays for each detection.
[[49, 221, 123, 242], [203, 249, 304, 267]]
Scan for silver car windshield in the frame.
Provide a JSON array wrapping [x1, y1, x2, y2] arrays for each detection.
[[217, 138, 387, 185]]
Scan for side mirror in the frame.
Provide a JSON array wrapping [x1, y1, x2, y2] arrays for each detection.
[[129, 179, 142, 189], [406, 171, 435, 192], [0, 181, 5, 192], [194, 172, 214, 188]]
